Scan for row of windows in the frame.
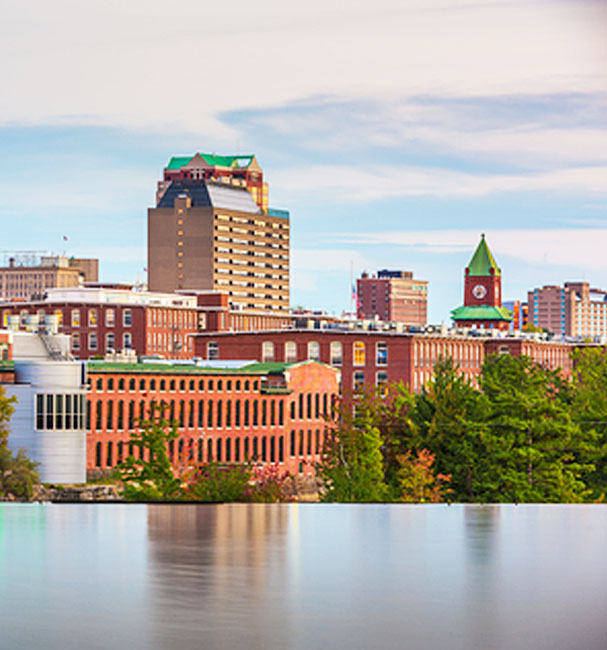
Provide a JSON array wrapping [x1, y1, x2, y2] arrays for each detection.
[[70, 308, 132, 328], [92, 376, 260, 393], [146, 308, 197, 329], [95, 430, 322, 470], [413, 341, 481, 368], [256, 340, 388, 366], [90, 393, 333, 431], [73, 332, 131, 351], [35, 394, 86, 431]]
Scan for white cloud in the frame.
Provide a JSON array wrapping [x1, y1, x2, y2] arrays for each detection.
[[338, 228, 607, 272], [0, 0, 604, 133], [272, 164, 607, 202], [291, 248, 370, 273]]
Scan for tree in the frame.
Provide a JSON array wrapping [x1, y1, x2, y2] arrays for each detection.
[[184, 463, 252, 501], [478, 354, 591, 503], [570, 348, 607, 500], [397, 449, 451, 503], [413, 357, 486, 501], [117, 403, 181, 501], [319, 393, 387, 502], [0, 386, 39, 500]]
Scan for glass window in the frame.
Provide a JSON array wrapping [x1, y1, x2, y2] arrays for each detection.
[[105, 309, 115, 327], [123, 332, 132, 349], [330, 341, 342, 366], [353, 371, 365, 390], [353, 342, 366, 366], [123, 309, 132, 327], [307, 341, 320, 361], [376, 371, 388, 397], [285, 341, 297, 363], [106, 332, 115, 350], [262, 341, 275, 363], [72, 332, 80, 351], [89, 332, 98, 350], [88, 309, 98, 327], [376, 342, 388, 366], [207, 341, 219, 360], [71, 309, 80, 327]]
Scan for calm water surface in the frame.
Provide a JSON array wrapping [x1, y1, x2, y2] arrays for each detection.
[[0, 503, 605, 650]]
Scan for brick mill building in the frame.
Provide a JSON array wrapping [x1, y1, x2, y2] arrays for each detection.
[[451, 234, 512, 331], [194, 328, 574, 394], [86, 360, 339, 478]]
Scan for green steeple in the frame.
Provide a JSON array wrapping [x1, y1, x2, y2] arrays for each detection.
[[467, 234, 501, 277]]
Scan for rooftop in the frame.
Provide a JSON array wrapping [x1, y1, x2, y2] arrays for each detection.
[[166, 153, 256, 170], [156, 180, 261, 214], [467, 234, 501, 277]]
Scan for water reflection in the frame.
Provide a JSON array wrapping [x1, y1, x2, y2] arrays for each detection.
[[0, 504, 605, 650]]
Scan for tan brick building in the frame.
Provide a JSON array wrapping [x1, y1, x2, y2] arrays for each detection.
[[0, 255, 98, 302], [148, 180, 290, 313]]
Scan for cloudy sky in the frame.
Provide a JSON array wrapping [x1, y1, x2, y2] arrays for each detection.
[[1, 0, 605, 322]]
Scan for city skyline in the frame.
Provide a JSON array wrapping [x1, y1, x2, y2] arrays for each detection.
[[1, 0, 605, 323]]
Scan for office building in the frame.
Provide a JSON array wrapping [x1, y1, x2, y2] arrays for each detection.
[[356, 270, 427, 325], [0, 254, 98, 302], [148, 177, 290, 313]]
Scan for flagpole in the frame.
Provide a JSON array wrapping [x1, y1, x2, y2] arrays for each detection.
[[350, 260, 354, 318]]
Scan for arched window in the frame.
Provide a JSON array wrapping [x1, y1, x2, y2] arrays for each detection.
[[244, 399, 250, 427], [106, 400, 113, 430], [169, 400, 175, 423], [253, 400, 259, 427], [150, 379, 156, 391], [290, 430, 296, 456], [252, 437, 258, 459], [226, 400, 232, 427], [95, 402, 102, 430], [290, 401, 295, 419], [208, 401, 214, 428], [106, 442, 113, 468], [353, 341, 365, 366], [285, 341, 297, 363], [170, 380, 175, 392], [139, 378, 145, 391], [198, 438, 203, 463], [207, 438, 213, 462], [262, 400, 267, 426], [129, 378, 135, 391], [198, 400, 204, 427], [270, 400, 276, 426], [235, 400, 241, 427], [279, 401, 284, 426], [278, 436, 284, 463], [95, 442, 102, 467], [298, 394, 303, 419], [270, 436, 276, 463], [225, 438, 231, 462], [118, 378, 125, 392], [307, 341, 320, 361], [179, 379, 185, 392], [188, 400, 194, 428], [216, 438, 222, 462], [261, 436, 267, 462]]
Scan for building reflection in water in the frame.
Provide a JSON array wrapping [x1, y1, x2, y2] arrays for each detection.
[[146, 504, 292, 650]]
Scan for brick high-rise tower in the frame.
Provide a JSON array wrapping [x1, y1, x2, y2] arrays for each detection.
[[451, 234, 512, 330]]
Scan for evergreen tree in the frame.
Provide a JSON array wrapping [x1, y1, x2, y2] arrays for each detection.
[[570, 348, 607, 499], [413, 357, 486, 501], [478, 354, 590, 503]]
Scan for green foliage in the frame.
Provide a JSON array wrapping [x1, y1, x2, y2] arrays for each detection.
[[479, 354, 591, 503], [185, 463, 252, 501], [0, 386, 39, 500], [117, 404, 181, 501], [570, 348, 607, 500], [319, 391, 388, 502], [316, 352, 605, 504], [413, 357, 486, 501]]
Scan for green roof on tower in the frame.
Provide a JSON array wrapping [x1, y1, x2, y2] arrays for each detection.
[[466, 234, 501, 277]]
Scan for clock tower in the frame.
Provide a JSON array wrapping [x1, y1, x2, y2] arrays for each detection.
[[451, 234, 512, 330]]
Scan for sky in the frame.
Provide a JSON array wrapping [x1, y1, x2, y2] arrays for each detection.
[[1, 0, 605, 323]]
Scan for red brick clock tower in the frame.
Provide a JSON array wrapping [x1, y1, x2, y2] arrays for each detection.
[[451, 234, 512, 330]]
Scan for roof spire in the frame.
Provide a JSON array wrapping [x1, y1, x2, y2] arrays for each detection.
[[467, 234, 500, 277]]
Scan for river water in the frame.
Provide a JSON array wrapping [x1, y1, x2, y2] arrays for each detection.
[[0, 503, 605, 650]]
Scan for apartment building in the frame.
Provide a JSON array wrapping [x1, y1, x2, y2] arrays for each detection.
[[528, 282, 607, 338], [356, 270, 427, 326]]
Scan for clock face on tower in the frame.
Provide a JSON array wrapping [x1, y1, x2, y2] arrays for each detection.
[[472, 284, 487, 299]]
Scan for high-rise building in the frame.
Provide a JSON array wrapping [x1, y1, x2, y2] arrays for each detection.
[[148, 156, 290, 314], [528, 282, 607, 338], [502, 300, 528, 331], [156, 153, 269, 213], [451, 234, 512, 330], [356, 270, 427, 325], [0, 254, 98, 302]]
